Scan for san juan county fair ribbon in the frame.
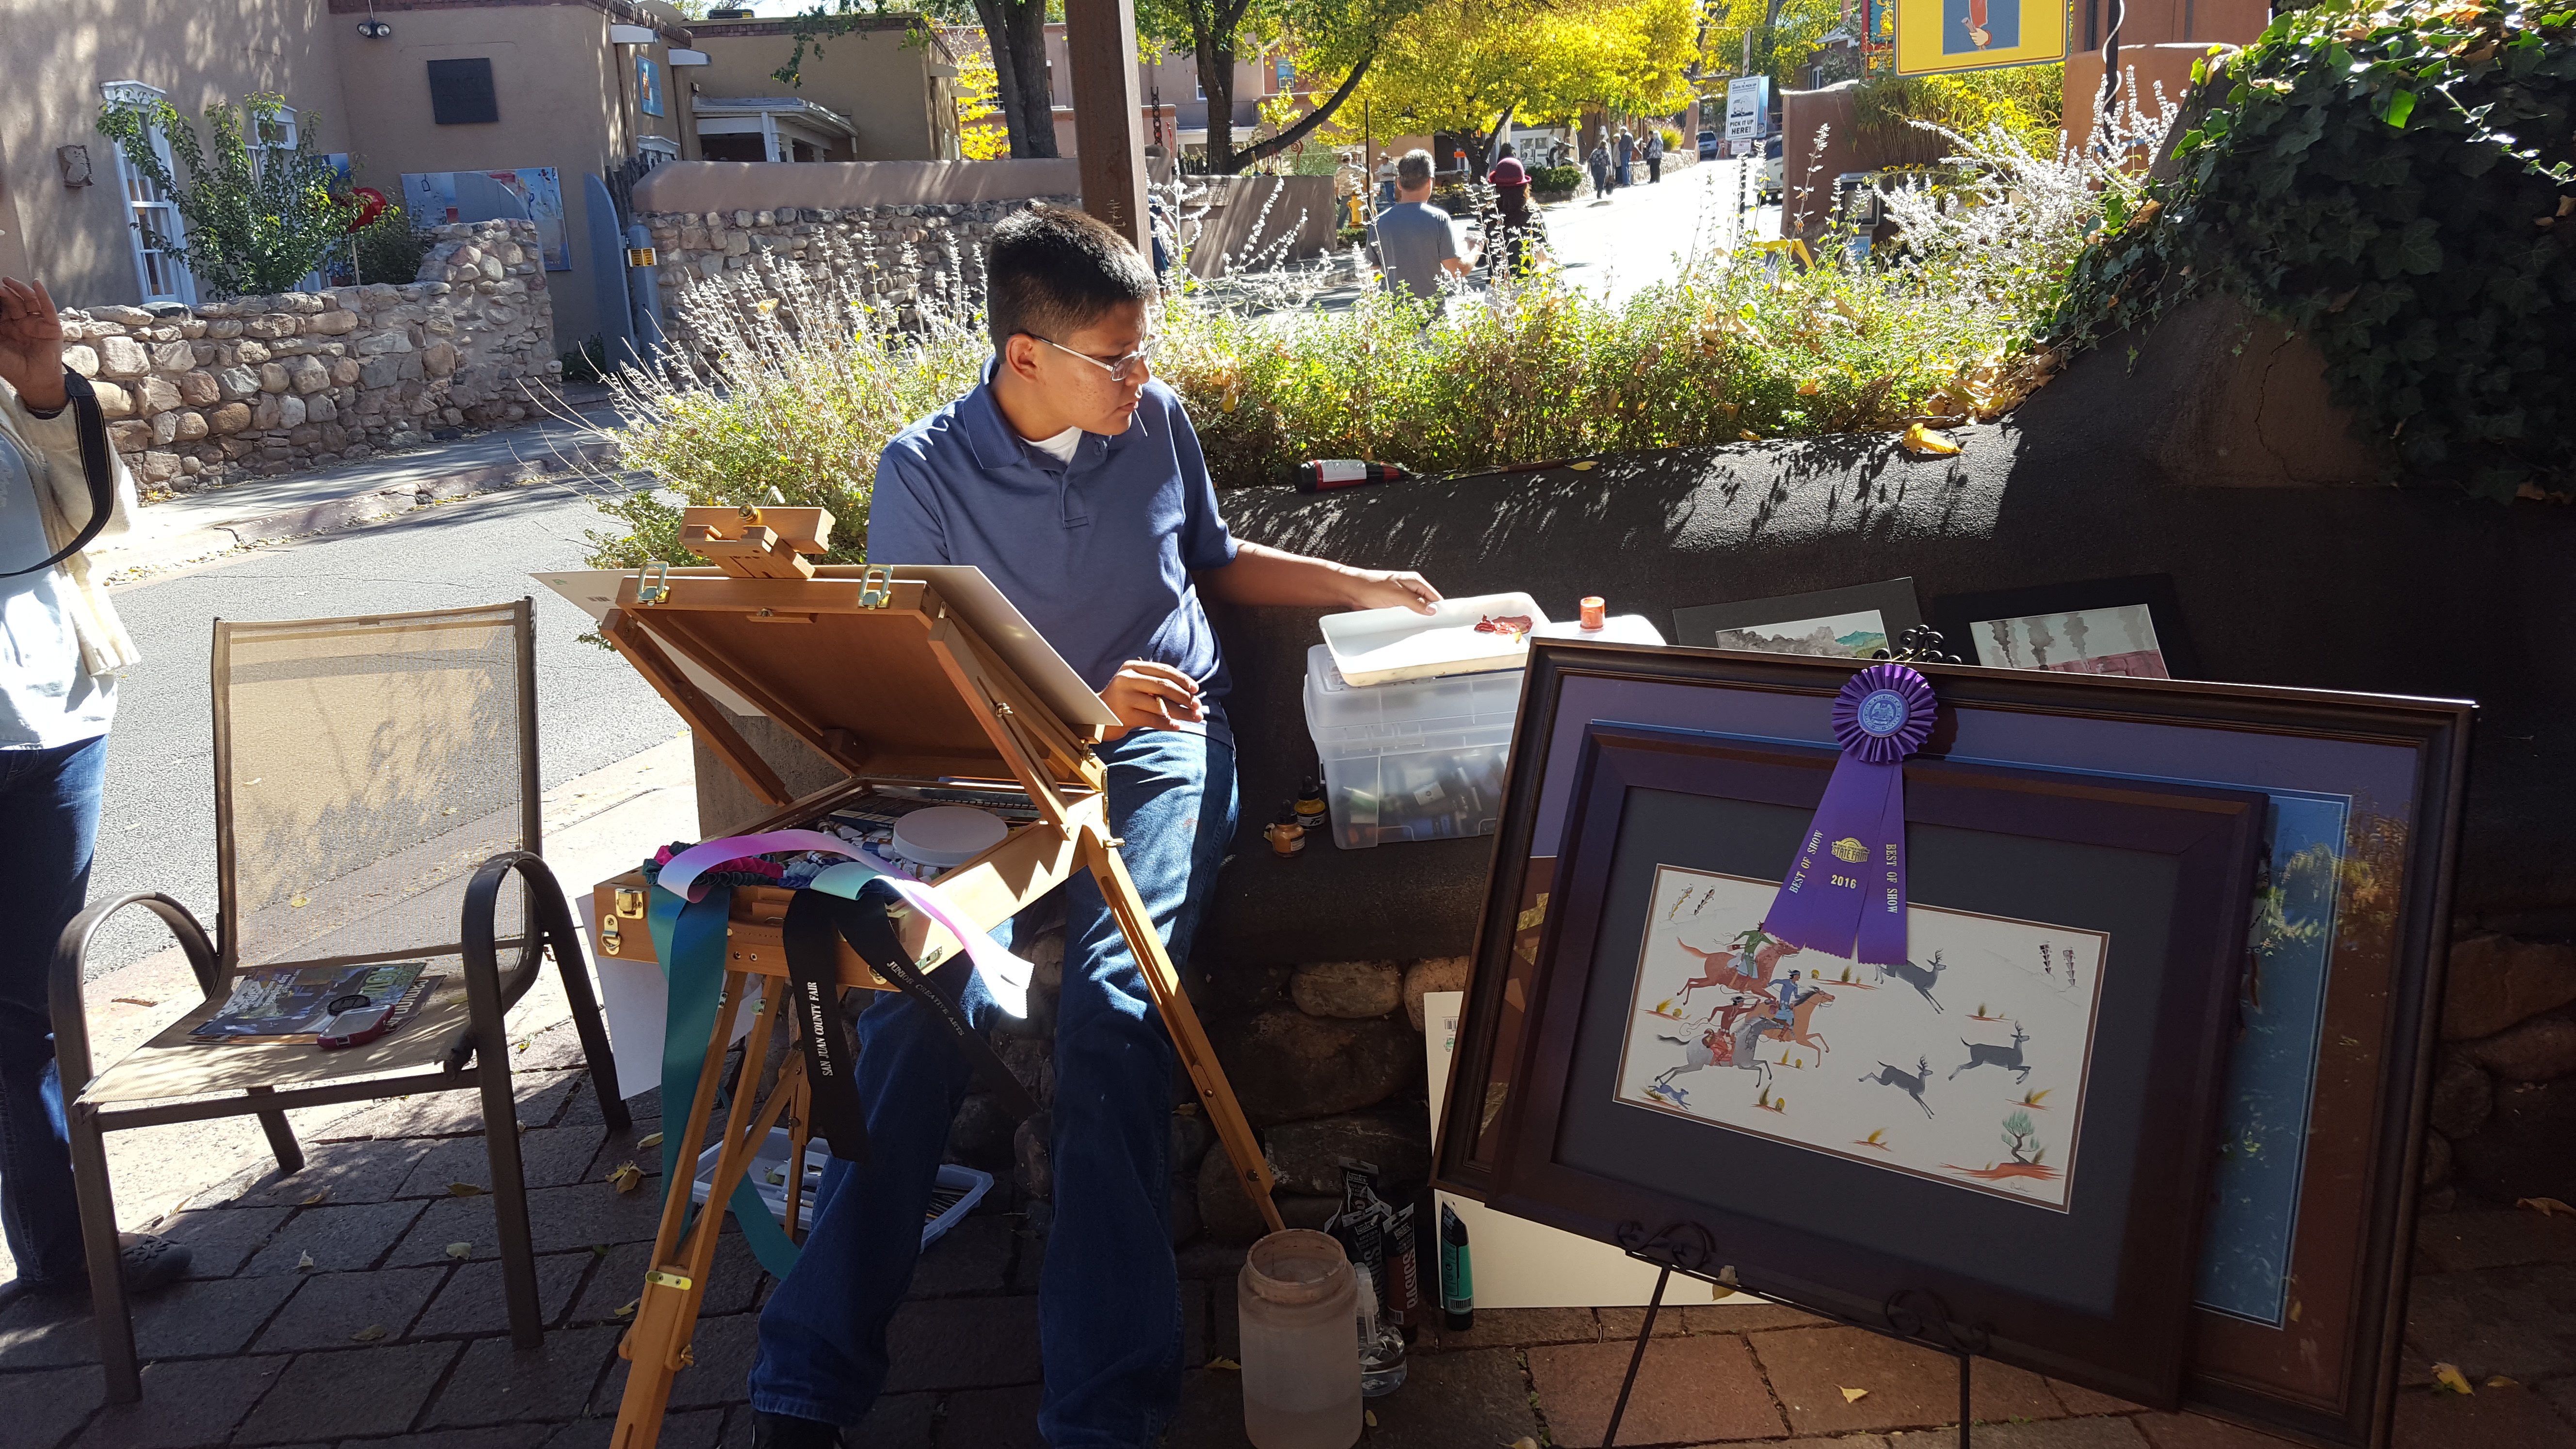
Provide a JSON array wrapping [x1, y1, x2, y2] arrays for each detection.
[[1765, 663, 1936, 966]]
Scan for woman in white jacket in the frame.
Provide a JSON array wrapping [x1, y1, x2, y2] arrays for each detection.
[[0, 275, 184, 1306]]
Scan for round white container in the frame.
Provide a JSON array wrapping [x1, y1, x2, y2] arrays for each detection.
[[888, 806, 1009, 869]]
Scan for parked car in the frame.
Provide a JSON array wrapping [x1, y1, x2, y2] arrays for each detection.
[[1761, 136, 1785, 202], [1697, 128, 1719, 161]]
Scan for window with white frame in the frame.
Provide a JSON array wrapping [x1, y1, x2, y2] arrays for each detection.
[[638, 135, 679, 167], [248, 104, 299, 179], [100, 81, 195, 306]]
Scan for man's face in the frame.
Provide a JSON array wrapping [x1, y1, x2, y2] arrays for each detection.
[[1015, 300, 1152, 436]]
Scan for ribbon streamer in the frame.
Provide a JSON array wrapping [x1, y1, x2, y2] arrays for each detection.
[[1764, 664, 1936, 966]]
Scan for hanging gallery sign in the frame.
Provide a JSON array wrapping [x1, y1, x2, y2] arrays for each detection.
[[1890, 0, 2071, 75], [1434, 642, 2472, 1445]]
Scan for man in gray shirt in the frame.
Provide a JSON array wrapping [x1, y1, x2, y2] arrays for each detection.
[[1369, 149, 1473, 304]]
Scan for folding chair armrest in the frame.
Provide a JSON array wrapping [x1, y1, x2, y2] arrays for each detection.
[[454, 851, 586, 1069], [50, 893, 220, 1095]]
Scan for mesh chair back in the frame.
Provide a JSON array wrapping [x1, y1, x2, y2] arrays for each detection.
[[212, 600, 539, 976]]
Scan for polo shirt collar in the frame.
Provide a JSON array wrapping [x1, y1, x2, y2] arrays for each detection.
[[959, 355, 1153, 473]]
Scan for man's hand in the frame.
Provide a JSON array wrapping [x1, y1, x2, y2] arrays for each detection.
[[1101, 659, 1205, 738], [1340, 568, 1442, 615], [0, 278, 68, 412]]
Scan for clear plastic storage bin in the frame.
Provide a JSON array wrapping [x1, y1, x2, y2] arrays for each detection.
[[1302, 645, 1524, 849]]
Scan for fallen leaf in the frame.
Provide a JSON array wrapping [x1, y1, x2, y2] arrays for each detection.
[[1568, 459, 1597, 471], [2485, 1375, 2518, 1388], [1797, 377, 1824, 396], [301, 1191, 330, 1206], [1508, 1439, 1542, 1449], [1841, 1386, 1870, 1402], [592, 1244, 612, 1258], [288, 895, 309, 909], [2516, 1196, 2574, 1218], [296, 1251, 315, 1272], [1901, 422, 1962, 457], [1206, 1356, 1241, 1371], [2432, 1362, 2474, 1395], [351, 1324, 386, 1342], [1365, 1409, 1378, 1427], [637, 1131, 665, 1149], [615, 1299, 639, 1319], [446, 1241, 474, 1260], [111, 996, 159, 1008], [447, 1182, 487, 1197], [607, 1161, 644, 1193]]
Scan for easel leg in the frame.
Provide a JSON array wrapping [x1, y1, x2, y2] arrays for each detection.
[[1958, 1350, 1973, 1449], [1081, 831, 1283, 1235], [1601, 1265, 1672, 1449]]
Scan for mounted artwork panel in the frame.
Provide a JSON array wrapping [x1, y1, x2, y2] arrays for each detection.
[[1892, 0, 2071, 74], [1435, 642, 2472, 1447], [1928, 575, 2197, 681], [1671, 578, 1925, 661]]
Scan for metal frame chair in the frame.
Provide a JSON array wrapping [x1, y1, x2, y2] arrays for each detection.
[[46, 600, 628, 1402]]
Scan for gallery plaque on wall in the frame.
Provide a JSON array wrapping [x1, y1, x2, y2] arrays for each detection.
[[1435, 642, 2472, 1448]]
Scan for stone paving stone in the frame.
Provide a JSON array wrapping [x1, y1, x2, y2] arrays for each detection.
[[521, 1179, 668, 1255], [0, 1288, 94, 1369], [389, 1196, 506, 1265], [399, 1127, 608, 1197], [569, 1235, 766, 1325], [242, 1200, 427, 1276], [1424, 1306, 1603, 1352], [1529, 1333, 1786, 1447], [2131, 1410, 2313, 1447], [1010, 1218, 1049, 1294], [159, 1203, 293, 1277], [411, 1253, 593, 1337], [508, 1022, 605, 1074], [1678, 1298, 1837, 1333], [352, 1426, 553, 1449], [942, 1383, 1046, 1448], [660, 1312, 762, 1411], [102, 1273, 300, 1360], [838, 1393, 940, 1449], [0, 1363, 104, 1449], [2047, 1379, 2147, 1416], [1167, 1364, 1255, 1448], [1182, 1280, 1216, 1367], [316, 1074, 579, 1143], [1749, 1326, 2062, 1436], [1175, 1239, 1249, 1282], [234, 1340, 457, 1442], [907, 1215, 1017, 1298], [2392, 1383, 2576, 1449], [201, 1139, 436, 1210], [1884, 1420, 2150, 1449], [253, 1266, 449, 1351], [61, 1354, 281, 1449], [1598, 1304, 1697, 1339], [420, 1324, 623, 1428], [880, 1296, 1044, 1393], [1361, 1345, 1542, 1448], [2414, 1209, 2576, 1273], [2539, 1375, 2576, 1426], [2404, 1265, 2576, 1381]]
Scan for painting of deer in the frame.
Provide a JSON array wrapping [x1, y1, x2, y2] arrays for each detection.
[[1950, 1023, 2032, 1083], [1861, 1055, 1936, 1117], [1877, 950, 1948, 1013]]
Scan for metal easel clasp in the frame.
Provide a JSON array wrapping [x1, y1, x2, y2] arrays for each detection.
[[857, 565, 895, 610], [637, 558, 671, 606]]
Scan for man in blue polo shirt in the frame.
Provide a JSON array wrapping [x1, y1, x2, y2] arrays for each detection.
[[749, 208, 1442, 1449]]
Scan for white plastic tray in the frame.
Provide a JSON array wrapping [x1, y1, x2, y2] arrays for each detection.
[[692, 1129, 993, 1246], [1318, 592, 1550, 687]]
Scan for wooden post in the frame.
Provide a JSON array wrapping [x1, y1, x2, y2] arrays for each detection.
[[1063, 0, 1152, 254]]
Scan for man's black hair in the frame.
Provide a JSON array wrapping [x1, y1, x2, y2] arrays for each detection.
[[984, 205, 1157, 352]]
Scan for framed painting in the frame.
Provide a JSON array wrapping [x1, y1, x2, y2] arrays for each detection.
[[1672, 578, 1924, 661], [1927, 576, 2197, 681], [1436, 642, 2473, 1447]]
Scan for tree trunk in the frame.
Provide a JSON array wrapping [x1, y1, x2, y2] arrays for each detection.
[[1472, 100, 1518, 173], [974, 0, 1061, 158], [1230, 53, 1375, 171], [1199, 42, 1238, 173]]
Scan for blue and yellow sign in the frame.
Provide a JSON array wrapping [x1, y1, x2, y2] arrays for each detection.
[[1891, 0, 2067, 75]]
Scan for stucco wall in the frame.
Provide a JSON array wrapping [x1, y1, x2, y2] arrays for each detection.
[[0, 0, 354, 308], [682, 17, 949, 162], [629, 159, 1084, 213]]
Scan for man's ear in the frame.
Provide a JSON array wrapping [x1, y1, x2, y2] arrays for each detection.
[[1001, 332, 1044, 382]]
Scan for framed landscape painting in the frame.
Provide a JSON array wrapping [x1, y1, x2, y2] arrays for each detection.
[[1928, 576, 2198, 681], [1436, 641, 2473, 1448], [1672, 579, 1925, 661]]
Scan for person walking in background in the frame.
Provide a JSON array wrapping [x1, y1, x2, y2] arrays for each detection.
[[1486, 152, 1532, 277], [1645, 128, 1665, 183], [0, 275, 177, 1311], [1587, 138, 1612, 199], [1616, 128, 1635, 187], [1369, 148, 1475, 304]]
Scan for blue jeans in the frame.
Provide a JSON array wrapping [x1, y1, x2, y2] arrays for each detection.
[[752, 730, 1239, 1446], [0, 733, 108, 1287]]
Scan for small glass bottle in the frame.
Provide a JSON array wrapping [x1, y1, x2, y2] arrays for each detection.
[[1239, 1229, 1362, 1449], [1355, 1264, 1409, 1397]]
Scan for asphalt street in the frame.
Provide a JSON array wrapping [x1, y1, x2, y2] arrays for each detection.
[[1540, 156, 1785, 304], [83, 482, 682, 975]]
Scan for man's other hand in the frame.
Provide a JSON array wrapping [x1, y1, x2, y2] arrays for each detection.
[[1102, 659, 1205, 737], [1341, 569, 1442, 615]]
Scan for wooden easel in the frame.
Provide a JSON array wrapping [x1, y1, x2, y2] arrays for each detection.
[[589, 509, 1283, 1448]]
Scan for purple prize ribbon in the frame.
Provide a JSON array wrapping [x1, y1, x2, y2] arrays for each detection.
[[1763, 664, 1935, 966]]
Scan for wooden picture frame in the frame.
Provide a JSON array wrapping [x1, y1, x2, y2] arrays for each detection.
[[1671, 578, 1925, 661], [1927, 575, 2198, 681], [1437, 642, 2473, 1447]]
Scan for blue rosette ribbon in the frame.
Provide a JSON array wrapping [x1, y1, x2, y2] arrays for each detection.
[[1764, 663, 1936, 966]]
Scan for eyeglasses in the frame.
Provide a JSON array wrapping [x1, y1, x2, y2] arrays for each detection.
[[1025, 332, 1157, 384]]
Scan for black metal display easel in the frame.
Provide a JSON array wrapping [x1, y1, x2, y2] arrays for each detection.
[[1600, 1222, 1993, 1449]]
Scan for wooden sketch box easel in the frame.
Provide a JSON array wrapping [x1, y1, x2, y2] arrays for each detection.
[[581, 509, 1282, 1447]]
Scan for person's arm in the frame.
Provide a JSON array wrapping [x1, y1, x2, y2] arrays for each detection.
[[1198, 539, 1440, 613]]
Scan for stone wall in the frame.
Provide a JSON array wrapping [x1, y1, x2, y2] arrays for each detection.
[[57, 219, 558, 495], [2424, 935, 2576, 1209], [637, 199, 1072, 350]]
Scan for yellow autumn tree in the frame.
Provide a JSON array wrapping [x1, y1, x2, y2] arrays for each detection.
[[1348, 0, 1699, 161], [951, 43, 1012, 160]]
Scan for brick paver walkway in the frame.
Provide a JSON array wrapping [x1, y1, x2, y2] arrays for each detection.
[[4, 1018, 2570, 1448]]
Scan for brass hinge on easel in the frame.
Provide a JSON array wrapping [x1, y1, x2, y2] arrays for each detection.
[[636, 559, 671, 606], [857, 566, 895, 610]]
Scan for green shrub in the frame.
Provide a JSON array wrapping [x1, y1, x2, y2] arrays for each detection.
[[352, 204, 429, 285], [2053, 0, 2574, 500], [1531, 164, 1584, 195], [95, 90, 362, 299]]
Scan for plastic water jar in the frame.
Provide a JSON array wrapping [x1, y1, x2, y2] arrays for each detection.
[[1238, 1229, 1362, 1449]]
